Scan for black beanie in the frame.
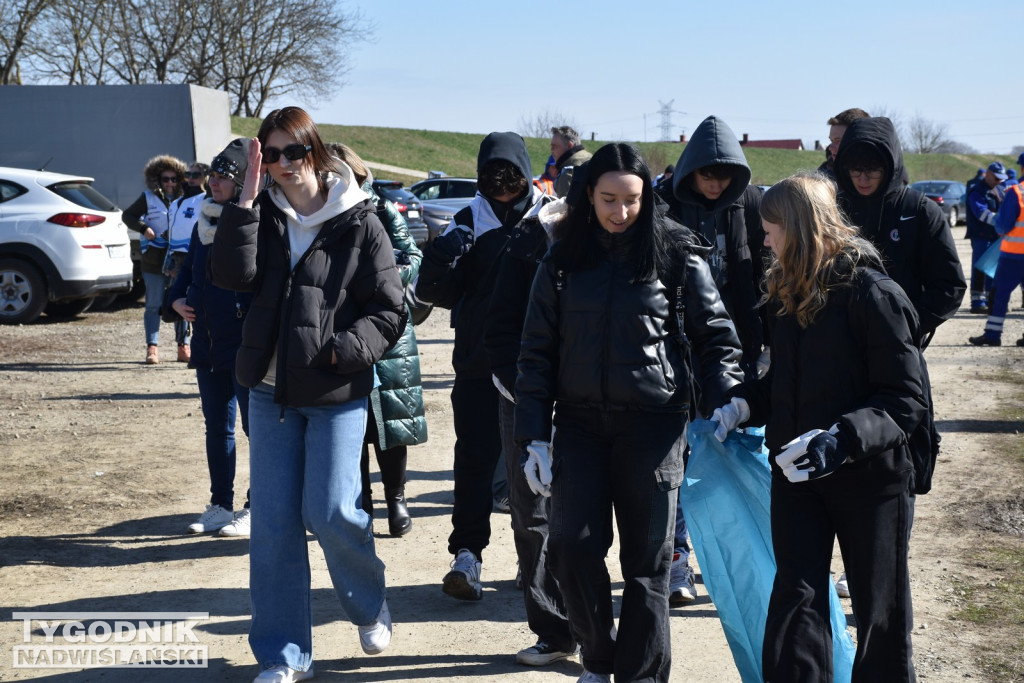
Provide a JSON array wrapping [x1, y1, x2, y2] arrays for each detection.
[[210, 138, 251, 188]]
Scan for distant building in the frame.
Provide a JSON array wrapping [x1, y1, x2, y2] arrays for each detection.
[[738, 133, 805, 151]]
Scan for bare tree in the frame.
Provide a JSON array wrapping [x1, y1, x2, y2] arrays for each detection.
[[517, 108, 582, 139], [0, 0, 54, 84], [24, 0, 115, 84], [905, 114, 962, 154], [222, 0, 372, 117]]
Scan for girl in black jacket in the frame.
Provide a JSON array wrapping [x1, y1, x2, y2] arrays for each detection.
[[211, 107, 406, 683], [751, 173, 927, 682], [514, 143, 745, 683]]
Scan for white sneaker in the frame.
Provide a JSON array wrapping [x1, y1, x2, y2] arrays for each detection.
[[835, 572, 850, 598], [443, 548, 482, 601], [219, 508, 251, 537], [253, 665, 313, 682], [358, 599, 392, 655], [187, 504, 233, 534], [669, 551, 696, 605], [577, 670, 612, 683]]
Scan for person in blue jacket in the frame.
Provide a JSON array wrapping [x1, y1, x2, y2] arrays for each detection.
[[964, 162, 1007, 312], [168, 138, 254, 537]]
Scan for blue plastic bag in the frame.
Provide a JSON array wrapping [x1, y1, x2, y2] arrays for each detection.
[[977, 237, 1004, 278], [680, 420, 856, 683]]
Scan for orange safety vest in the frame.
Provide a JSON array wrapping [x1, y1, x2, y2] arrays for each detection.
[[1001, 183, 1024, 254], [533, 177, 555, 195]]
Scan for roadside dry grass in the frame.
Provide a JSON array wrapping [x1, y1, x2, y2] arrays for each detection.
[[948, 371, 1024, 679]]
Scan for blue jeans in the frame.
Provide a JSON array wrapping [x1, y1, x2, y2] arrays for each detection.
[[247, 383, 387, 672], [195, 366, 250, 510], [141, 271, 168, 346], [673, 497, 691, 563]]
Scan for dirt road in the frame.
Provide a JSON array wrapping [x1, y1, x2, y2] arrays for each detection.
[[0, 238, 1018, 682]]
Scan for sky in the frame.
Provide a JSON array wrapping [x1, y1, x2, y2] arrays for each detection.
[[292, 0, 1024, 156]]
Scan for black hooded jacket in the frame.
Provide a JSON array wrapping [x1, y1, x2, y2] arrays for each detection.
[[417, 131, 545, 378], [747, 253, 928, 497], [658, 115, 765, 369], [834, 117, 966, 339]]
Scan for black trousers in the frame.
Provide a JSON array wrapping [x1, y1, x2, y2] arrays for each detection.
[[447, 375, 502, 559], [497, 393, 575, 651], [549, 405, 684, 683], [763, 473, 915, 683]]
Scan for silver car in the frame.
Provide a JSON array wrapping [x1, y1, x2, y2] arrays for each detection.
[[409, 177, 477, 243]]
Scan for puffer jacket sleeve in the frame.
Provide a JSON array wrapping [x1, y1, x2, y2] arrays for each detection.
[[210, 201, 261, 292], [682, 251, 745, 415], [838, 276, 927, 461], [514, 257, 561, 446], [416, 209, 472, 308], [914, 197, 966, 339], [330, 213, 408, 374]]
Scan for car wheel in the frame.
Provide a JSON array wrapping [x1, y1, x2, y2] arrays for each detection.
[[948, 206, 958, 228], [45, 298, 93, 318], [0, 258, 48, 325]]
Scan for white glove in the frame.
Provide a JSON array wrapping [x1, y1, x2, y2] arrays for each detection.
[[522, 440, 553, 497], [775, 424, 842, 483], [710, 397, 750, 442]]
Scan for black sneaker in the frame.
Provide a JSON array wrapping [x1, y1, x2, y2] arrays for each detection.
[[1016, 336, 1024, 348], [968, 334, 1001, 346], [515, 640, 578, 666]]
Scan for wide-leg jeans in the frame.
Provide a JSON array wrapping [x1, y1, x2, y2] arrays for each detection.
[[247, 383, 387, 672]]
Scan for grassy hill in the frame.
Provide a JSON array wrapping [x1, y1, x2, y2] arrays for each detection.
[[232, 116, 1016, 187]]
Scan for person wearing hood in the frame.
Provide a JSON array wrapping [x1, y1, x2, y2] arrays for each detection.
[[664, 115, 766, 374], [660, 114, 767, 606], [327, 141, 427, 538], [742, 173, 927, 682], [833, 116, 966, 343], [210, 107, 406, 682], [167, 138, 254, 537], [122, 155, 187, 365], [417, 131, 548, 602], [514, 143, 745, 682]]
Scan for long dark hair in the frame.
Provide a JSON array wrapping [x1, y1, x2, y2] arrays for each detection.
[[553, 143, 664, 282], [256, 106, 339, 194]]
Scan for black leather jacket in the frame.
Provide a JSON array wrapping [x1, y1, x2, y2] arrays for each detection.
[[514, 223, 744, 446]]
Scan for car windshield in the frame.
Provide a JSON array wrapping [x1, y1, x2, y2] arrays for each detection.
[[48, 181, 118, 211]]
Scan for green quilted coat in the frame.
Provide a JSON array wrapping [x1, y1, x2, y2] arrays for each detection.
[[366, 183, 428, 449]]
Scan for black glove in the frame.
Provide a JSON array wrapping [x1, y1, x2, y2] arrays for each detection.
[[431, 226, 474, 262], [775, 425, 846, 482]]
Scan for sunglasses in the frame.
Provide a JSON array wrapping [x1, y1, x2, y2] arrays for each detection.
[[185, 171, 206, 179], [160, 176, 178, 183], [262, 144, 312, 164]]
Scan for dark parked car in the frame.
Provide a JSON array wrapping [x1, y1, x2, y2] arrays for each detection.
[[910, 180, 967, 228], [409, 177, 477, 243], [371, 180, 429, 246]]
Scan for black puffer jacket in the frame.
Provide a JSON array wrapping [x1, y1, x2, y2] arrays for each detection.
[[417, 131, 545, 378], [834, 117, 966, 339], [210, 181, 407, 407], [514, 222, 744, 446], [660, 115, 766, 369], [748, 260, 928, 497]]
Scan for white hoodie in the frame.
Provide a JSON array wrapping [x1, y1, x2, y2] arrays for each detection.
[[262, 160, 369, 385]]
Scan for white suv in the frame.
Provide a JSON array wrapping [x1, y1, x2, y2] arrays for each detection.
[[0, 166, 133, 324]]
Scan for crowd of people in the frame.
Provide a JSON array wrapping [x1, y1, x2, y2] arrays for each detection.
[[135, 103, 989, 682]]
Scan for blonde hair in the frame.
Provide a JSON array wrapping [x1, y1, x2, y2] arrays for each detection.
[[325, 142, 369, 186], [760, 173, 879, 328]]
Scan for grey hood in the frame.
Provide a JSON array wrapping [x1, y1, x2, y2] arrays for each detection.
[[671, 115, 752, 210]]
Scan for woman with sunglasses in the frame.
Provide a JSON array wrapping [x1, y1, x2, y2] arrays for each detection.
[[122, 155, 187, 365], [211, 107, 406, 683]]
